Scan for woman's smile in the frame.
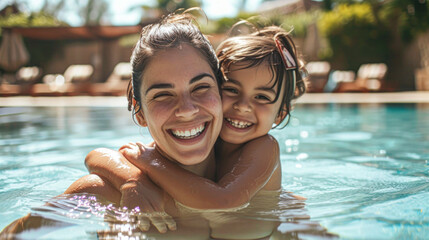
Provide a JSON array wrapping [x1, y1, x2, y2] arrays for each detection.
[[170, 122, 207, 140]]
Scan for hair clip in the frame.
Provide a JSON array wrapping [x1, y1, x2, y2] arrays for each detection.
[[275, 37, 297, 95], [275, 38, 297, 70]]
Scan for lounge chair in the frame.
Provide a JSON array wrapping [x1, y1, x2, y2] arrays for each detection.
[[32, 74, 69, 96], [356, 63, 387, 91], [0, 74, 20, 96], [305, 61, 331, 93], [32, 64, 94, 96], [0, 66, 41, 96], [16, 66, 42, 95], [325, 70, 355, 92], [90, 62, 131, 96], [333, 63, 388, 92]]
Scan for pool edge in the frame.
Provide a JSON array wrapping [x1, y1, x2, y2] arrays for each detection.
[[1, 92, 429, 106]]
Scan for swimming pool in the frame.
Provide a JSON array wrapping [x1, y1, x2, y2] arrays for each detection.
[[0, 103, 428, 239]]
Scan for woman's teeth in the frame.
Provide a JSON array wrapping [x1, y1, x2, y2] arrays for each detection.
[[226, 118, 252, 128], [171, 124, 205, 139]]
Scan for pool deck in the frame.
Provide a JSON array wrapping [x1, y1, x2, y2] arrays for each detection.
[[0, 92, 428, 107]]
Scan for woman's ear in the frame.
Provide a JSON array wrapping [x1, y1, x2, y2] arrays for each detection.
[[135, 112, 147, 127], [132, 99, 147, 127]]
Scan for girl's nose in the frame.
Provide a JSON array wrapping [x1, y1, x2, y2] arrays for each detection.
[[175, 95, 199, 118], [232, 99, 252, 113]]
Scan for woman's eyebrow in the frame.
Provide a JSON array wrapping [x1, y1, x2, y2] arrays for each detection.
[[145, 73, 214, 95], [190, 73, 215, 84], [145, 83, 173, 95]]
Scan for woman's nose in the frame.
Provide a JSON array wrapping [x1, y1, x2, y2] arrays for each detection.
[[232, 98, 252, 113], [175, 95, 199, 118]]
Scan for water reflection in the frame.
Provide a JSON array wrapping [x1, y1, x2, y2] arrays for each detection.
[[3, 104, 427, 238], [1, 191, 336, 240]]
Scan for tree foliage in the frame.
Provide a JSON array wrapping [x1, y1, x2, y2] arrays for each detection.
[[0, 5, 65, 36], [318, 3, 389, 70], [317, 0, 428, 87]]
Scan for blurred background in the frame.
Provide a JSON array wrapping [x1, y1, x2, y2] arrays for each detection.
[[0, 0, 428, 96]]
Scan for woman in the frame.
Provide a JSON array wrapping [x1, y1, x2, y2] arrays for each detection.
[[1, 11, 224, 238]]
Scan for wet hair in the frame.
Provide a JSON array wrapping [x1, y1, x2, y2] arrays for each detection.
[[216, 25, 307, 128], [127, 10, 222, 116]]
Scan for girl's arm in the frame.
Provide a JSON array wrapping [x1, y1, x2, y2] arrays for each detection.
[[84, 147, 176, 233], [84, 147, 167, 211], [85, 147, 143, 190], [125, 135, 280, 209]]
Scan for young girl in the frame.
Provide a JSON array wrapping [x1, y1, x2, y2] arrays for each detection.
[[86, 24, 306, 231]]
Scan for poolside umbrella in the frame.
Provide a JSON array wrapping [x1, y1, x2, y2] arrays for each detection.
[[0, 30, 30, 72]]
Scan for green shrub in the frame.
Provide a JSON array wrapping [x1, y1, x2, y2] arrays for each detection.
[[0, 11, 66, 72], [0, 12, 66, 36], [211, 12, 258, 34], [280, 10, 321, 38], [318, 3, 389, 70]]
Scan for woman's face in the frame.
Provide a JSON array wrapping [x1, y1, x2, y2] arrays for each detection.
[[137, 44, 222, 166]]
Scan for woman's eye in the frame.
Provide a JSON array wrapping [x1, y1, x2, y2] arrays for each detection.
[[153, 92, 172, 100], [193, 84, 211, 92]]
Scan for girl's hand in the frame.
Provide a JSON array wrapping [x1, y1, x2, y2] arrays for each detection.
[[119, 142, 159, 172], [119, 180, 176, 233]]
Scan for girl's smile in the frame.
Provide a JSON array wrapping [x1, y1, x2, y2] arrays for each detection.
[[224, 117, 254, 130]]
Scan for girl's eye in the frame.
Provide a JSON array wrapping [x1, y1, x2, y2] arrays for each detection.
[[222, 87, 238, 94], [255, 94, 271, 102]]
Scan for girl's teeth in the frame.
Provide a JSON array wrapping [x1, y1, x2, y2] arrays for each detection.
[[226, 118, 252, 128], [172, 124, 205, 139]]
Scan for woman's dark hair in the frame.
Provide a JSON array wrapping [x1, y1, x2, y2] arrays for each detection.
[[216, 25, 307, 128], [127, 10, 222, 116]]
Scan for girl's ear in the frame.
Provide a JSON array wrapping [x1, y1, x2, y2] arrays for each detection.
[[133, 99, 147, 127], [275, 109, 288, 125]]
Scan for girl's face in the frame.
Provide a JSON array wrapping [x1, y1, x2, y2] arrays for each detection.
[[220, 63, 284, 144], [137, 44, 222, 165]]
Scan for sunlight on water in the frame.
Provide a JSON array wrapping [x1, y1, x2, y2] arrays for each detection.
[[0, 104, 428, 239], [274, 103, 429, 239], [1, 192, 335, 239]]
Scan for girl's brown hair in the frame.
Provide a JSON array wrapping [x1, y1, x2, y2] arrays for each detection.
[[216, 25, 307, 128]]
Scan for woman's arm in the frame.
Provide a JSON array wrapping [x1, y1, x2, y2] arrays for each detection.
[[125, 135, 280, 209]]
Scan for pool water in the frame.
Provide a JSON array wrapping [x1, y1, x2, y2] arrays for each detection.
[[0, 103, 428, 239]]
